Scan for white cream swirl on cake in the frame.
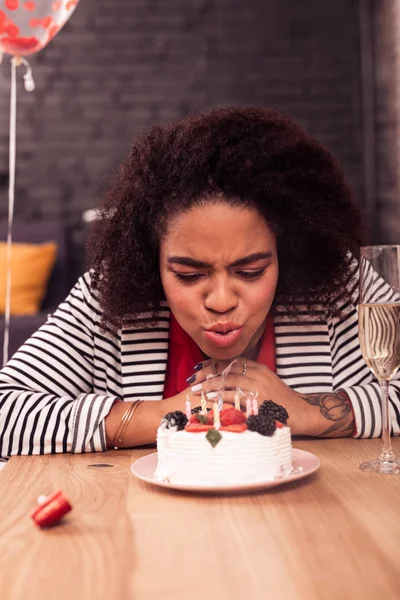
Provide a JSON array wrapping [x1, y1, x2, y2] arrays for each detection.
[[155, 401, 292, 486]]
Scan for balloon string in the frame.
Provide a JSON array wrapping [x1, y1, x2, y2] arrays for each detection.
[[3, 57, 18, 367]]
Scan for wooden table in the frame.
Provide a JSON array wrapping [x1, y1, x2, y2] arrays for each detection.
[[0, 438, 400, 600]]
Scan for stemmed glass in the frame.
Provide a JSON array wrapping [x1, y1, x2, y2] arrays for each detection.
[[358, 245, 400, 473]]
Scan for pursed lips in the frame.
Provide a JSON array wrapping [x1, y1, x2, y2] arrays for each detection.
[[205, 322, 242, 334], [203, 323, 244, 348]]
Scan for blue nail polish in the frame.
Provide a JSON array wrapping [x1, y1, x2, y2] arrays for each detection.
[[186, 374, 196, 384], [193, 362, 203, 372]]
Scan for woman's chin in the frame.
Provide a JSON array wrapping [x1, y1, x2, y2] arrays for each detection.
[[208, 351, 239, 361], [201, 341, 248, 362]]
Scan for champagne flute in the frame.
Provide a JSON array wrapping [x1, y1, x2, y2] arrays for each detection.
[[358, 245, 400, 473]]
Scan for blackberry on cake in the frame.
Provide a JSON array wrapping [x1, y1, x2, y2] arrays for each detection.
[[246, 414, 277, 436], [161, 411, 188, 430], [191, 406, 211, 414], [258, 400, 289, 425]]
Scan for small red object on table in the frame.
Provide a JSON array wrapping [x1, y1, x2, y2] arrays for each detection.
[[31, 490, 72, 527]]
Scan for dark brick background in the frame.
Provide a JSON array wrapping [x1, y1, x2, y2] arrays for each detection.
[[0, 0, 368, 278], [370, 1, 400, 245]]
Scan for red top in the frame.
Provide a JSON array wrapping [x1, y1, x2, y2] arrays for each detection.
[[163, 314, 276, 399]]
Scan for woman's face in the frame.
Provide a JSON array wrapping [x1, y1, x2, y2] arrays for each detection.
[[159, 201, 279, 360]]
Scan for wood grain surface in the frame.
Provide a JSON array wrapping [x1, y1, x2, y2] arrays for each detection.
[[0, 438, 399, 600]]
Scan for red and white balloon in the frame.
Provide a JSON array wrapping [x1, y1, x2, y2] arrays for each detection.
[[0, 0, 79, 57]]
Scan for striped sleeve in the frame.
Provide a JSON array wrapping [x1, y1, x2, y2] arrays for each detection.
[[329, 304, 400, 439], [0, 273, 118, 461]]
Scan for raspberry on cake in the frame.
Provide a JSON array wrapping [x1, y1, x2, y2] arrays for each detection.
[[185, 423, 212, 432], [220, 423, 248, 432], [220, 408, 246, 426]]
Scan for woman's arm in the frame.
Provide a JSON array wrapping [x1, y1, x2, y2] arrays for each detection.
[[291, 390, 355, 437], [104, 389, 201, 448], [0, 273, 119, 460], [0, 270, 204, 457], [329, 303, 400, 438]]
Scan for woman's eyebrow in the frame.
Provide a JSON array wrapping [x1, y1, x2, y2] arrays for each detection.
[[230, 252, 272, 267], [167, 252, 272, 269], [168, 256, 210, 268]]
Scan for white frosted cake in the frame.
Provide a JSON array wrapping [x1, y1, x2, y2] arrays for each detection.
[[155, 401, 292, 486]]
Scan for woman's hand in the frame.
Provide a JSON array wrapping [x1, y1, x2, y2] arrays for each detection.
[[187, 359, 354, 437], [188, 359, 309, 434]]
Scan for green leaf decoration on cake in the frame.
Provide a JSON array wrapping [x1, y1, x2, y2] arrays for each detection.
[[195, 414, 208, 425], [206, 429, 222, 447]]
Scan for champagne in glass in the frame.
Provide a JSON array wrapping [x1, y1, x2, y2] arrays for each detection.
[[358, 246, 400, 473]]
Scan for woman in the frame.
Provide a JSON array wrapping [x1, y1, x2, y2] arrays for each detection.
[[0, 106, 399, 461]]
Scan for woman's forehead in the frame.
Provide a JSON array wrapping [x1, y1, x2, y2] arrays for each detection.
[[161, 202, 276, 259]]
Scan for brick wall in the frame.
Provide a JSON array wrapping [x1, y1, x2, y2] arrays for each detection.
[[0, 0, 365, 276], [372, 1, 400, 243]]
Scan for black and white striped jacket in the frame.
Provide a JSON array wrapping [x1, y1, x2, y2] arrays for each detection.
[[0, 272, 399, 461]]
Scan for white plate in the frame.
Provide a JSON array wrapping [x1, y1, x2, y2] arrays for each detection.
[[131, 449, 320, 494]]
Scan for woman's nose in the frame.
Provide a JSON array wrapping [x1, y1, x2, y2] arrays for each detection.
[[204, 279, 238, 314]]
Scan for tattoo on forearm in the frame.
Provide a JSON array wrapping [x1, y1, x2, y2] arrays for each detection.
[[300, 391, 355, 437]]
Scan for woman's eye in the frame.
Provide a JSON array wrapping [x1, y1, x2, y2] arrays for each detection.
[[173, 268, 266, 282], [174, 272, 203, 282], [236, 268, 266, 280]]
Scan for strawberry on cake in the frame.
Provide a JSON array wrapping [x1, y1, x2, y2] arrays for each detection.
[[155, 400, 292, 486]]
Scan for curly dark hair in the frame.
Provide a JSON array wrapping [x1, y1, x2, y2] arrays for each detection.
[[89, 105, 367, 328]]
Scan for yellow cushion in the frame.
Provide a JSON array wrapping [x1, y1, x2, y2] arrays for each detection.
[[0, 241, 58, 316]]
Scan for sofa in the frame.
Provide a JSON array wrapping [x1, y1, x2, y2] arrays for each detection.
[[0, 220, 75, 365]]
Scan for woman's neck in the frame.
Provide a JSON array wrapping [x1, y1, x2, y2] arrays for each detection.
[[241, 337, 262, 361]]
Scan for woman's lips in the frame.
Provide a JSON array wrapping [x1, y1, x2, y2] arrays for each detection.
[[204, 327, 243, 348]]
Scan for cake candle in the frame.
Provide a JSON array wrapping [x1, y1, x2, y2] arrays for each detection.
[[246, 398, 252, 418], [185, 396, 192, 420], [200, 391, 207, 414], [234, 389, 241, 411], [252, 398, 259, 415], [213, 400, 221, 430]]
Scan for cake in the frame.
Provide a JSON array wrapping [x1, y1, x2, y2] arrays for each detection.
[[155, 400, 292, 486]]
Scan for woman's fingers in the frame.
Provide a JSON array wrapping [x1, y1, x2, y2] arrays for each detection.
[[210, 391, 248, 408], [190, 374, 225, 395], [190, 372, 258, 396], [188, 390, 254, 411], [189, 358, 258, 387], [189, 361, 219, 385]]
